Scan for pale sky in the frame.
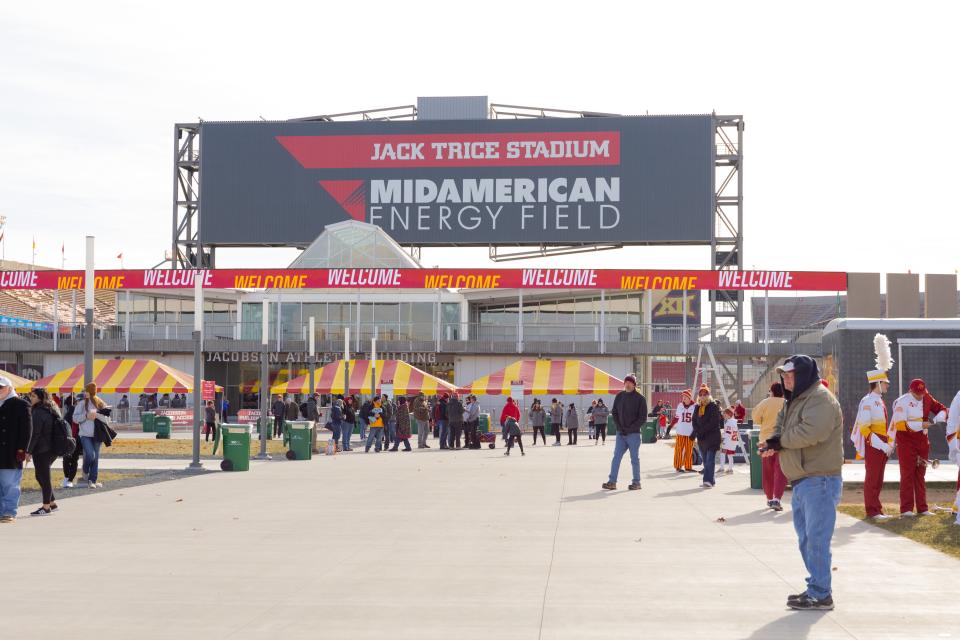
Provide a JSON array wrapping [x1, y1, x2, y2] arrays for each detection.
[[2, 1, 959, 280]]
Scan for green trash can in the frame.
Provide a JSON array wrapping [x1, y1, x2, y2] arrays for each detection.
[[154, 415, 172, 440], [749, 429, 763, 490], [607, 415, 617, 436], [479, 413, 490, 434], [641, 419, 657, 444], [284, 421, 313, 460], [141, 411, 156, 433], [220, 424, 251, 471]]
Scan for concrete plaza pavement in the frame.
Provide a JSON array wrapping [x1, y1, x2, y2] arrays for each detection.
[[7, 438, 960, 639]]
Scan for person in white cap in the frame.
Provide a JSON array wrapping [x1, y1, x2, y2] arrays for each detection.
[[850, 333, 895, 520], [889, 378, 948, 517], [0, 376, 32, 523]]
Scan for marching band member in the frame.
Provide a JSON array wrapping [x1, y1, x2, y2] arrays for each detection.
[[719, 407, 739, 475], [851, 334, 894, 520], [889, 378, 948, 517], [946, 389, 960, 524], [671, 389, 696, 472]]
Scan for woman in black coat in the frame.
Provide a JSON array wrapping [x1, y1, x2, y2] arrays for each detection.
[[691, 385, 722, 488], [26, 388, 62, 515]]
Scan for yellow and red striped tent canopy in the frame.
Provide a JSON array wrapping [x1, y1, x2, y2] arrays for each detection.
[[240, 368, 308, 394], [459, 359, 624, 396], [1, 369, 35, 394], [271, 360, 457, 396], [28, 359, 220, 394]]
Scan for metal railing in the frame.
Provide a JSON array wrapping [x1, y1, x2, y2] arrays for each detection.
[[4, 319, 824, 354]]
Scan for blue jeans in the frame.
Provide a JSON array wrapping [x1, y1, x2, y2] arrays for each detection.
[[365, 427, 384, 452], [386, 420, 397, 446], [81, 436, 101, 483], [327, 421, 342, 442], [607, 432, 641, 484], [437, 419, 448, 446], [702, 449, 717, 485], [359, 420, 368, 442], [340, 421, 352, 449], [0, 468, 23, 517], [792, 474, 842, 600]]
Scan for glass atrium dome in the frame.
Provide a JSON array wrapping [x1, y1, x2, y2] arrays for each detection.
[[289, 220, 421, 269]]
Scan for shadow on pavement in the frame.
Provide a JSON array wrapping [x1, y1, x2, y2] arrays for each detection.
[[715, 509, 792, 527], [562, 491, 628, 503], [744, 610, 830, 639], [654, 487, 709, 498]]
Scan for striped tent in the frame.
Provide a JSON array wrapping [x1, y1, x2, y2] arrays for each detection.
[[0, 369, 35, 394], [27, 359, 219, 394], [271, 359, 456, 396], [459, 359, 624, 396], [240, 368, 308, 394]]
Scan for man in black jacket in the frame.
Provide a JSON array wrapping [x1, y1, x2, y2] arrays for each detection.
[[271, 395, 286, 438], [0, 377, 32, 523], [446, 394, 463, 449], [603, 374, 647, 491]]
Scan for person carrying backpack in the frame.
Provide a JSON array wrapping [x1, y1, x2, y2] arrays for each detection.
[[26, 388, 66, 516], [60, 394, 82, 488]]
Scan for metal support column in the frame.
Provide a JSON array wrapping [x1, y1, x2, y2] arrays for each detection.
[[764, 290, 770, 357], [517, 290, 523, 354], [256, 300, 271, 459], [53, 289, 59, 352], [124, 291, 131, 352], [710, 115, 745, 398], [599, 289, 605, 354], [308, 317, 316, 397], [682, 293, 688, 356], [371, 337, 377, 396], [435, 289, 441, 353], [189, 272, 204, 469]]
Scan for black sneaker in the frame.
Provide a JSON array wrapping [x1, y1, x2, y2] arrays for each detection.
[[767, 500, 774, 508], [770, 500, 784, 512], [787, 593, 805, 603], [788, 594, 834, 611]]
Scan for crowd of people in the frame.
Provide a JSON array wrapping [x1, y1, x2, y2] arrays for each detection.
[[0, 378, 117, 523], [5, 349, 959, 618]]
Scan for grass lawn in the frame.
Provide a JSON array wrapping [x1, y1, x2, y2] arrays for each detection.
[[839, 481, 960, 560], [103, 438, 288, 458], [20, 469, 143, 492]]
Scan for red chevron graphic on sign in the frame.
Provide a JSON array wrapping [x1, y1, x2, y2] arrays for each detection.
[[319, 180, 365, 221]]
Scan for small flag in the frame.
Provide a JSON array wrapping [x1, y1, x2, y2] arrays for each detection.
[[117, 252, 123, 260], [32, 237, 36, 250], [0, 232, 4, 242], [61, 242, 64, 254]]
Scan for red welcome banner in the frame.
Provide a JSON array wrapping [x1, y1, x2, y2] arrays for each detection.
[[0, 269, 848, 291]]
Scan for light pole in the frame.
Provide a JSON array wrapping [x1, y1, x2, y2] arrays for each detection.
[[308, 316, 316, 397], [343, 327, 350, 447], [189, 271, 204, 470], [256, 300, 271, 459], [84, 236, 95, 387], [0, 215, 6, 262]]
